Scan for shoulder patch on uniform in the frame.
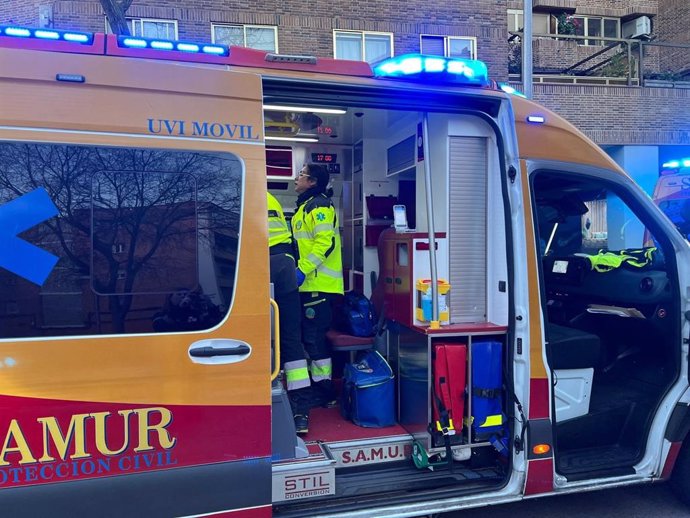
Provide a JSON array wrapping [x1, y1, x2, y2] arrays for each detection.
[[316, 212, 326, 221]]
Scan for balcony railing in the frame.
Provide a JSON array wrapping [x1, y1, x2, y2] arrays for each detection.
[[509, 31, 690, 88]]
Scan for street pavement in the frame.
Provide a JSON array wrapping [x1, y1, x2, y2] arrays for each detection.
[[445, 482, 688, 517]]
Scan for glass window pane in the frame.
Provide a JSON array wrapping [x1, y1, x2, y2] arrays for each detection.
[[335, 32, 363, 60], [214, 25, 244, 46], [364, 34, 392, 64], [574, 17, 586, 36], [587, 18, 602, 45], [517, 13, 524, 32], [533, 13, 549, 34], [448, 38, 472, 59], [142, 21, 175, 40], [604, 19, 619, 38], [421, 35, 444, 56], [246, 27, 277, 52], [127, 19, 138, 35], [0, 143, 243, 338]]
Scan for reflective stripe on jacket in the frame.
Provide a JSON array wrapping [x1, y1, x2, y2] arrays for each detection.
[[267, 192, 292, 249], [292, 193, 344, 294]]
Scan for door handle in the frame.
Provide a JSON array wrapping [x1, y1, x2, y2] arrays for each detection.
[[188, 339, 252, 365], [190, 345, 250, 357]]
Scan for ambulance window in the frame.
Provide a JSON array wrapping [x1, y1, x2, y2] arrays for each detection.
[[534, 174, 663, 260], [0, 142, 243, 338]]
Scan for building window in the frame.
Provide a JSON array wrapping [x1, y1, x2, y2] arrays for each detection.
[[212, 24, 278, 52], [420, 35, 476, 59], [565, 16, 620, 46], [508, 9, 525, 33], [128, 18, 178, 40], [508, 10, 553, 35], [334, 30, 393, 64]]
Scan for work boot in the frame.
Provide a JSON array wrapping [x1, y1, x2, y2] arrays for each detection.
[[294, 414, 309, 435], [312, 379, 337, 408], [289, 386, 313, 415]]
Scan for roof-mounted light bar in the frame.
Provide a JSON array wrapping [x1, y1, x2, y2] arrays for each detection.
[[0, 25, 94, 45], [116, 35, 228, 56], [662, 158, 690, 169], [373, 54, 490, 86]]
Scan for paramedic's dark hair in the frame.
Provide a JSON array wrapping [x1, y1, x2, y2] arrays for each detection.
[[305, 163, 330, 191]]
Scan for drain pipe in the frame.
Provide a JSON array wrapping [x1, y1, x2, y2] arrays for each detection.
[[422, 113, 439, 328]]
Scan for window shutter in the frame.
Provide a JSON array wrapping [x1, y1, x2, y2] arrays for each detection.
[[421, 35, 444, 56]]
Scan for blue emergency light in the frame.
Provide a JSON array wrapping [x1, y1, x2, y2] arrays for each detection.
[[0, 25, 93, 44], [373, 54, 489, 86], [499, 83, 527, 98], [117, 35, 229, 57], [662, 159, 690, 169]]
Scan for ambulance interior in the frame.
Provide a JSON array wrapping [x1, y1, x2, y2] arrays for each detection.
[[266, 102, 514, 505], [533, 172, 680, 478]]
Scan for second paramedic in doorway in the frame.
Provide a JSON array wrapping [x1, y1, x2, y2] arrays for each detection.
[[268, 192, 312, 434], [293, 164, 344, 408]]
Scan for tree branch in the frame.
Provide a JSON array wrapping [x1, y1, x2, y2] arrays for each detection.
[[100, 0, 131, 35]]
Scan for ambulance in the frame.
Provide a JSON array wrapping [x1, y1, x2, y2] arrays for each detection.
[[652, 158, 690, 241], [0, 24, 688, 517]]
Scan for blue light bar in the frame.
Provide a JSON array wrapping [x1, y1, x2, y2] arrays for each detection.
[[117, 35, 229, 57], [0, 25, 94, 44], [373, 54, 490, 86], [662, 159, 690, 169], [499, 83, 527, 98], [527, 115, 546, 124]]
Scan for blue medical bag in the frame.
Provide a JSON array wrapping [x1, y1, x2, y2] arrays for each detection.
[[341, 350, 395, 428], [471, 340, 505, 439]]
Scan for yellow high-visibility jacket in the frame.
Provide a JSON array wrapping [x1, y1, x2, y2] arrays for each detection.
[[292, 193, 344, 294]]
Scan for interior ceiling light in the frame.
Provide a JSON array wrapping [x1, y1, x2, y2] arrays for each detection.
[[266, 136, 319, 143], [263, 105, 346, 115]]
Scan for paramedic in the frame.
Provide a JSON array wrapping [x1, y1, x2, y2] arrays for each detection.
[[293, 164, 344, 408], [268, 192, 312, 434]]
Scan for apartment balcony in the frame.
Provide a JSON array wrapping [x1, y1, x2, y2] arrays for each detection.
[[532, 0, 576, 12], [510, 32, 690, 146]]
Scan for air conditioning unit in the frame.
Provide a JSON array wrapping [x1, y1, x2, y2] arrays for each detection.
[[622, 16, 652, 39]]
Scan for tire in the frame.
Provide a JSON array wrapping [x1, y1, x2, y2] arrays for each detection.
[[670, 439, 690, 507]]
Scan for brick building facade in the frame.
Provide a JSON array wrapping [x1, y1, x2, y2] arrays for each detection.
[[1, 0, 689, 174]]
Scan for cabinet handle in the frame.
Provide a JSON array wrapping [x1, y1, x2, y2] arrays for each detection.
[[386, 277, 393, 284], [395, 277, 402, 285]]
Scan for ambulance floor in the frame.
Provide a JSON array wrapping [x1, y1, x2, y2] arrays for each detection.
[[303, 406, 408, 442]]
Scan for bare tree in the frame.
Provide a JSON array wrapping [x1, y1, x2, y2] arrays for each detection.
[[0, 143, 242, 334], [100, 0, 133, 35]]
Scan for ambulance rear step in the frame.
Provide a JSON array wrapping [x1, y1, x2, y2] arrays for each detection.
[[272, 434, 413, 503], [272, 442, 336, 502], [274, 459, 504, 516]]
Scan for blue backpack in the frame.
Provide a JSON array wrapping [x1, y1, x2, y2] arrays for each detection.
[[342, 292, 376, 337]]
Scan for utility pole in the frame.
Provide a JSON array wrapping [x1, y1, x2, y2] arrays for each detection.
[[522, 0, 533, 99]]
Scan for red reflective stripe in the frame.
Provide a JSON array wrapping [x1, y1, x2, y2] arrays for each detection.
[[192, 505, 272, 517], [529, 378, 550, 419], [661, 442, 683, 480], [524, 457, 554, 495]]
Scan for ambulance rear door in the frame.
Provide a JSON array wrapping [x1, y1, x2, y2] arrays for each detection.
[[0, 39, 271, 517]]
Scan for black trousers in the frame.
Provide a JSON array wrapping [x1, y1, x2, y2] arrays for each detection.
[[269, 253, 304, 366], [299, 291, 333, 362]]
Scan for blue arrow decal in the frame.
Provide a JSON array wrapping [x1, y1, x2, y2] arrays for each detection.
[[0, 188, 59, 286]]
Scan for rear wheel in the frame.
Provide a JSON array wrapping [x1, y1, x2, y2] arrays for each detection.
[[671, 439, 690, 506]]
